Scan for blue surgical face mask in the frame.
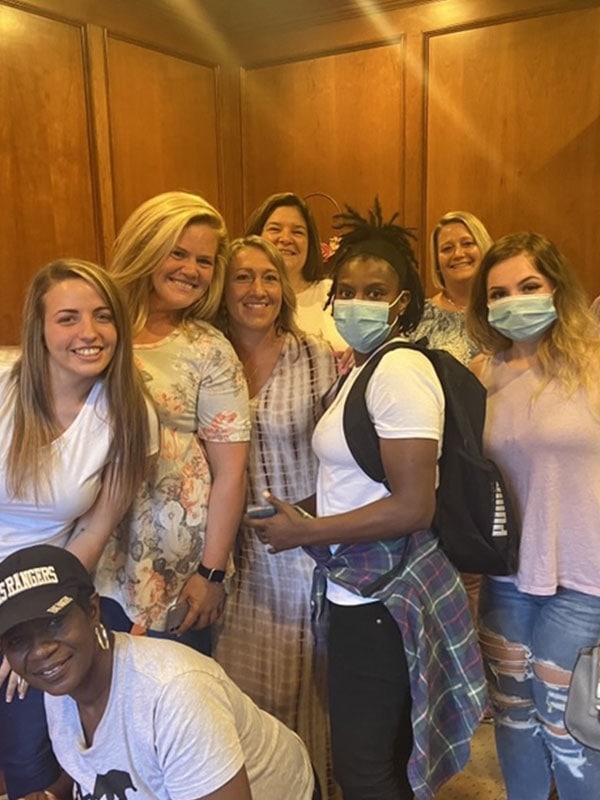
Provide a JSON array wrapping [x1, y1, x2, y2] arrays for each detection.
[[333, 295, 403, 353], [487, 294, 557, 342]]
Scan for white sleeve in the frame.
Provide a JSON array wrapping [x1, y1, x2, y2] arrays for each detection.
[[365, 348, 444, 442], [155, 671, 245, 799]]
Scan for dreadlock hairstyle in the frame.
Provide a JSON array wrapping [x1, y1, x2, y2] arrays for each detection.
[[326, 198, 425, 335]]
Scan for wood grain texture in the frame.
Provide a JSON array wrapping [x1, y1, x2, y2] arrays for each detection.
[[0, 4, 98, 344], [425, 6, 600, 295], [242, 43, 405, 243], [105, 36, 221, 230]]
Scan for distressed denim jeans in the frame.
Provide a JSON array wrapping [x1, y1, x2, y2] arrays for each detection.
[[480, 577, 600, 800]]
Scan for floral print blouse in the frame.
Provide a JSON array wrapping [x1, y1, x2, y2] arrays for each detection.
[[95, 323, 250, 630]]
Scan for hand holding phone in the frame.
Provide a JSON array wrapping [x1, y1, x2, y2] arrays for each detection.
[[246, 504, 277, 519], [165, 600, 189, 633]]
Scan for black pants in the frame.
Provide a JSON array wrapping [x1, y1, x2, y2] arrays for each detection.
[[327, 601, 414, 800]]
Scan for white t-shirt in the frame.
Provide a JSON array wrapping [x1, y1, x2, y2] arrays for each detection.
[[312, 341, 444, 605], [0, 356, 159, 562], [45, 634, 315, 800]]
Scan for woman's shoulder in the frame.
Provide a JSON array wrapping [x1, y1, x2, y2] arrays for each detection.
[[368, 341, 444, 398], [296, 331, 336, 358], [0, 348, 20, 381], [176, 322, 240, 359]]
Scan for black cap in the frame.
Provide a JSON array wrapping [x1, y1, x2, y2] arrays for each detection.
[[0, 545, 94, 637]]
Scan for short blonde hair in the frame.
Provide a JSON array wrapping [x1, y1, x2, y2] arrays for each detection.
[[430, 211, 493, 290], [217, 236, 300, 338], [110, 191, 228, 335]]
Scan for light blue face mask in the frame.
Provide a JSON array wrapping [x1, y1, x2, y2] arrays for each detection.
[[487, 294, 557, 342], [333, 295, 403, 353]]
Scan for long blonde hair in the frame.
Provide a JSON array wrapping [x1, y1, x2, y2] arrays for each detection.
[[110, 191, 228, 335], [468, 232, 600, 395], [7, 259, 151, 502]]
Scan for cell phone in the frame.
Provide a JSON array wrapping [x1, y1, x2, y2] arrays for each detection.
[[165, 601, 189, 633], [246, 504, 277, 519]]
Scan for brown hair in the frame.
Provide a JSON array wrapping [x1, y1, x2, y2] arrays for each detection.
[[245, 192, 325, 282], [7, 259, 151, 502], [217, 236, 300, 339]]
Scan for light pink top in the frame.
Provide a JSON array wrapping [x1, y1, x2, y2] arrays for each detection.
[[479, 352, 600, 597]]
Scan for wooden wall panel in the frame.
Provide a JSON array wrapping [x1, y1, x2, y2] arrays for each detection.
[[0, 4, 98, 344], [426, 7, 600, 296], [242, 44, 405, 243], [105, 37, 222, 231]]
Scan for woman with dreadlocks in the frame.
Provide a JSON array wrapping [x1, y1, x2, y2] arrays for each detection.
[[246, 200, 487, 800]]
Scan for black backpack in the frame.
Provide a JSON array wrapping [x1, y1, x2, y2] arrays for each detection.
[[342, 340, 520, 575]]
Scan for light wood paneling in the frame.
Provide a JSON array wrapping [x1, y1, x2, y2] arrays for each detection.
[[0, 4, 98, 344], [425, 7, 600, 296], [105, 37, 222, 230], [242, 43, 405, 242]]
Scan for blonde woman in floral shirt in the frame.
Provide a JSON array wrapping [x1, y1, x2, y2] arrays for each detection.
[[95, 192, 250, 655]]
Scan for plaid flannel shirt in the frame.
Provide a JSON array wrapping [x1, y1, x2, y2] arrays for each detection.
[[306, 529, 488, 800]]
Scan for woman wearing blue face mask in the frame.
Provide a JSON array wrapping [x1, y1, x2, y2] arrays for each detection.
[[245, 200, 488, 800], [468, 232, 600, 800]]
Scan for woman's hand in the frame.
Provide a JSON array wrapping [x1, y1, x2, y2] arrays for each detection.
[[177, 573, 226, 633], [336, 347, 355, 376], [244, 493, 311, 553], [1, 655, 28, 702]]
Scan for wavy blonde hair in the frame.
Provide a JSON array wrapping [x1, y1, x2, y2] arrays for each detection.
[[7, 259, 151, 501], [110, 191, 228, 335], [467, 232, 600, 395], [430, 211, 493, 290]]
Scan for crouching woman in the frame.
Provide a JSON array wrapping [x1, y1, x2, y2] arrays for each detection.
[[0, 545, 318, 800]]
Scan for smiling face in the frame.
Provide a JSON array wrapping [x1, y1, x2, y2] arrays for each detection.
[[261, 205, 309, 280], [1, 598, 101, 698], [43, 278, 117, 390], [225, 246, 283, 335], [437, 222, 482, 289], [486, 253, 555, 302], [150, 222, 219, 315]]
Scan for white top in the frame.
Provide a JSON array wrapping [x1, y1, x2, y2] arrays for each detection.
[[296, 279, 347, 351], [0, 355, 145, 562], [312, 341, 444, 604], [45, 634, 314, 800]]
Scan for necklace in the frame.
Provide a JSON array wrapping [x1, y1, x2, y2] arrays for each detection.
[[442, 290, 467, 312]]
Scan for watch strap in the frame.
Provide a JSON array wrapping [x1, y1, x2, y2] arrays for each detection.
[[197, 562, 226, 583]]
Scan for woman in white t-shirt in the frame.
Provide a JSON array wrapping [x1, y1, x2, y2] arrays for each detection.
[[0, 545, 317, 800], [245, 192, 347, 352], [0, 259, 156, 799], [246, 202, 487, 799]]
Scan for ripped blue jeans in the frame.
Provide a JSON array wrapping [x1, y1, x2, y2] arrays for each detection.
[[479, 578, 600, 800]]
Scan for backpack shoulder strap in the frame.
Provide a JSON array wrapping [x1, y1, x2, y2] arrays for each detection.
[[343, 340, 487, 485], [343, 341, 422, 486]]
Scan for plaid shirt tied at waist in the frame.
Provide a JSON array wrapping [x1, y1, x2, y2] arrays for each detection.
[[305, 529, 488, 800]]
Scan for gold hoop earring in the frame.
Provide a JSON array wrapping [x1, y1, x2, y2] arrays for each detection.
[[95, 623, 110, 651]]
